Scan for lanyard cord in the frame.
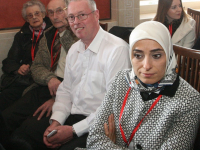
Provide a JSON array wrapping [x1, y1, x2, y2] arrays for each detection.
[[50, 30, 61, 68], [169, 24, 172, 37], [119, 87, 162, 147], [31, 29, 42, 61]]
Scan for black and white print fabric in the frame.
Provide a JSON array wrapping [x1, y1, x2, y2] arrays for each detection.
[[87, 69, 200, 150]]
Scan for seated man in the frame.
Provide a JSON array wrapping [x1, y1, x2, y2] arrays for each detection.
[[42, 0, 131, 150], [2, 0, 77, 140], [0, 0, 52, 111], [6, 0, 131, 150]]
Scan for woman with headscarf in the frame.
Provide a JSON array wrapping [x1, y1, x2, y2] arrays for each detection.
[[154, 0, 196, 48], [87, 21, 200, 150]]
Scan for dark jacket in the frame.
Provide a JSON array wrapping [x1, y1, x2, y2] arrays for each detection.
[[0, 17, 52, 89], [2, 17, 52, 74]]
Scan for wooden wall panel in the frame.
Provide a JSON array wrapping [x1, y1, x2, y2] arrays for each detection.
[[0, 0, 110, 30], [96, 0, 111, 20]]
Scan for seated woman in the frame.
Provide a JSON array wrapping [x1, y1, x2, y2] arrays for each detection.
[[0, 0, 52, 111], [153, 0, 196, 48], [87, 21, 200, 149]]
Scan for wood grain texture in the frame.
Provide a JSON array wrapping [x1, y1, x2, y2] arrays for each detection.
[[0, 0, 110, 29]]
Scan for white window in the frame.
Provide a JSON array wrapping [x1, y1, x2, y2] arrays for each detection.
[[140, 0, 158, 6]]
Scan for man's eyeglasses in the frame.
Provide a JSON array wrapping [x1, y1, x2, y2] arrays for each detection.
[[47, 7, 67, 16], [67, 11, 95, 23], [27, 11, 42, 19]]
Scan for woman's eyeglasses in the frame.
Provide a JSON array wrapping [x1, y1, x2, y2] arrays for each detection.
[[27, 11, 42, 19]]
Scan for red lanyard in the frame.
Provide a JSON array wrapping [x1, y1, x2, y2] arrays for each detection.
[[31, 29, 42, 61], [169, 24, 172, 37], [50, 30, 61, 68], [119, 86, 162, 147]]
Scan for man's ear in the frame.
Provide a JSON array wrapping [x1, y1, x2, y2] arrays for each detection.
[[94, 9, 100, 21]]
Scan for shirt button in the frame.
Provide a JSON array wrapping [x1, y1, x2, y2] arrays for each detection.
[[136, 144, 142, 149]]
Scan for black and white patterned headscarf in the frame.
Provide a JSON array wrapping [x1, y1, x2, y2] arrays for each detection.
[[128, 21, 177, 93]]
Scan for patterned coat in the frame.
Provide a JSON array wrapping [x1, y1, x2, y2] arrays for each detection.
[[31, 26, 77, 85], [87, 69, 200, 150], [22, 26, 77, 94]]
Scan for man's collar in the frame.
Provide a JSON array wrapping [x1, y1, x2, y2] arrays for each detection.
[[59, 30, 66, 37], [79, 27, 104, 53]]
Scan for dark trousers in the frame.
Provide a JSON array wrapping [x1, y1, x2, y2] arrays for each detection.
[[0, 85, 27, 111], [0, 111, 33, 150], [2, 86, 51, 134], [13, 114, 88, 150]]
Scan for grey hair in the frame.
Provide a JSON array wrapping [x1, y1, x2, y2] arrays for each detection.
[[67, 0, 97, 11], [47, 0, 68, 9], [22, 0, 46, 20]]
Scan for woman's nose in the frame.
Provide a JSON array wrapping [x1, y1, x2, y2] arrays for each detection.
[[143, 57, 152, 70]]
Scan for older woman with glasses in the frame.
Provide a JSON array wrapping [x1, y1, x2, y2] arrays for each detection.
[[0, 0, 52, 111], [87, 21, 200, 150]]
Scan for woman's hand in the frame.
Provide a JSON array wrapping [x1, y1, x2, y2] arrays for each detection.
[[104, 114, 116, 143], [18, 64, 30, 75]]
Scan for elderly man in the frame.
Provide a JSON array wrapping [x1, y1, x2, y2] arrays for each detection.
[[42, 0, 131, 150], [2, 0, 77, 145]]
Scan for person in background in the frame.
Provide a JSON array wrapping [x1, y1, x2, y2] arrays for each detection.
[[87, 21, 200, 150], [41, 0, 131, 150], [0, 0, 52, 111], [2, 0, 77, 150], [154, 0, 196, 48]]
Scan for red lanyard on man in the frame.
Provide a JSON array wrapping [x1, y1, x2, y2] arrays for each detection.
[[50, 29, 62, 69], [31, 29, 42, 61], [169, 24, 172, 37], [119, 86, 162, 147]]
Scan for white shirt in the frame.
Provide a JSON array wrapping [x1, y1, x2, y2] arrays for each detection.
[[51, 27, 131, 137], [54, 30, 67, 78]]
